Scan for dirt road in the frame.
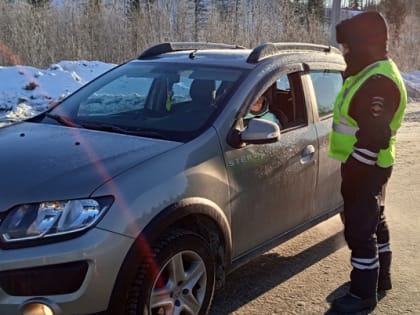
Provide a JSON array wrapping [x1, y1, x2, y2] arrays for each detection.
[[209, 102, 420, 315]]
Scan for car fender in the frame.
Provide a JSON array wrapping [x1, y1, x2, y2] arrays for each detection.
[[106, 197, 232, 315], [140, 196, 232, 258]]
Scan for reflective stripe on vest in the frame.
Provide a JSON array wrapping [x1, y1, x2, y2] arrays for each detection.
[[332, 122, 358, 135], [328, 60, 407, 167], [333, 123, 397, 138]]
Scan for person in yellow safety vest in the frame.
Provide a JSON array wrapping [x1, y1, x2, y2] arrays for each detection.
[[328, 11, 407, 313]]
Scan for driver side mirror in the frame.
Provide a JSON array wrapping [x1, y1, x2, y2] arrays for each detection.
[[228, 118, 280, 148]]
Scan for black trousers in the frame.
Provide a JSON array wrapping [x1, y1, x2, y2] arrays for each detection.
[[341, 156, 392, 298]]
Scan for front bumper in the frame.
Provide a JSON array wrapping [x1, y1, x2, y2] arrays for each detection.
[[0, 227, 133, 315]]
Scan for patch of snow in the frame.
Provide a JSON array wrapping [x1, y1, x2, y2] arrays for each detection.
[[402, 71, 420, 102], [0, 60, 115, 124]]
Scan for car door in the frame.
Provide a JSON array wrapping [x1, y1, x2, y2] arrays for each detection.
[[305, 68, 344, 216], [225, 71, 319, 258]]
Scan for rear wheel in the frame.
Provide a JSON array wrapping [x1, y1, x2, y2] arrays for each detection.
[[126, 229, 216, 315]]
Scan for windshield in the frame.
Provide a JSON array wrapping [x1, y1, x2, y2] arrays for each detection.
[[45, 61, 245, 141]]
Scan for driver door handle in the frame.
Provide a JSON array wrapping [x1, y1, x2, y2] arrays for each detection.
[[300, 145, 315, 164]]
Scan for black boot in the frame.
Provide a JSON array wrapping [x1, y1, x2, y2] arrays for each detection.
[[378, 276, 392, 291], [331, 292, 377, 313], [332, 268, 378, 312], [378, 252, 392, 291]]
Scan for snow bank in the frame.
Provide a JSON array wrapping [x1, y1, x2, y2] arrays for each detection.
[[0, 61, 115, 122]]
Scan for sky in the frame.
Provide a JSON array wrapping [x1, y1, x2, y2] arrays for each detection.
[[0, 60, 419, 127]]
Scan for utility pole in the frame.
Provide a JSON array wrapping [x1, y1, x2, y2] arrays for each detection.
[[330, 0, 342, 47]]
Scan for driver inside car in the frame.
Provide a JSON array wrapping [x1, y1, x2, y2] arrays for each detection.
[[245, 94, 281, 127]]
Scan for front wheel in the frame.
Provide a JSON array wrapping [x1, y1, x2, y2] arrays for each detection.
[[126, 229, 216, 315]]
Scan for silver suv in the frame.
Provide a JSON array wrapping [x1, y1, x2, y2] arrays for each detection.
[[0, 42, 345, 315]]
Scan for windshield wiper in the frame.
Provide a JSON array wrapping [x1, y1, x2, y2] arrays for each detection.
[[80, 122, 168, 140], [45, 113, 81, 127]]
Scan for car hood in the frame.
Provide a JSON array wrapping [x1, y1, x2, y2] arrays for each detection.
[[0, 122, 180, 211]]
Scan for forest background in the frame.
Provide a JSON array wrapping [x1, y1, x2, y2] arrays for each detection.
[[0, 0, 419, 72]]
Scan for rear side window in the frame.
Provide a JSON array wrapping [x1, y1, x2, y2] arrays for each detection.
[[309, 71, 343, 117]]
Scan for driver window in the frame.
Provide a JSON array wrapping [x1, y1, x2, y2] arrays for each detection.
[[270, 72, 307, 130]]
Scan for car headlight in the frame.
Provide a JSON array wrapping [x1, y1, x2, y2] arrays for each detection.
[[0, 196, 113, 243]]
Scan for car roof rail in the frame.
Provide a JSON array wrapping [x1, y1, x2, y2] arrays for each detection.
[[138, 42, 247, 59], [247, 42, 341, 63]]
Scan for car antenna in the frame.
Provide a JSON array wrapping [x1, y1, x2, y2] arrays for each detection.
[[189, 50, 197, 59]]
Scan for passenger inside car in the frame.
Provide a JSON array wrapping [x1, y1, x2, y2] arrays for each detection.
[[189, 79, 216, 109]]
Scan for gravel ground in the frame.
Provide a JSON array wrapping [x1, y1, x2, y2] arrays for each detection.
[[209, 102, 420, 315]]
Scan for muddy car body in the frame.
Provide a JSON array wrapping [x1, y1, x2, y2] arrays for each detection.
[[0, 42, 345, 315]]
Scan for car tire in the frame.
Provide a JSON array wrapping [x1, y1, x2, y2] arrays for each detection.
[[125, 229, 216, 315]]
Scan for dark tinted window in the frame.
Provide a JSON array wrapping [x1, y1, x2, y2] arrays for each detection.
[[269, 72, 307, 130]]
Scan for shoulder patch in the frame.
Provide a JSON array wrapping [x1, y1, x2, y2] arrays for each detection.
[[370, 96, 384, 117]]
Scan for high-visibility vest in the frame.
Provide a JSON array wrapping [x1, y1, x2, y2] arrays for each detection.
[[329, 59, 407, 167]]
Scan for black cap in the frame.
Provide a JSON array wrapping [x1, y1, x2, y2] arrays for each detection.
[[336, 11, 388, 46]]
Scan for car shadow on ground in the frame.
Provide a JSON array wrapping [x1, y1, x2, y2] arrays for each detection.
[[209, 231, 346, 315]]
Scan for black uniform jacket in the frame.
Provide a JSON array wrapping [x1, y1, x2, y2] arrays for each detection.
[[348, 74, 401, 155]]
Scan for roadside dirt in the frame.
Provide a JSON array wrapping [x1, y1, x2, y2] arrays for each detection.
[[209, 102, 420, 315]]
